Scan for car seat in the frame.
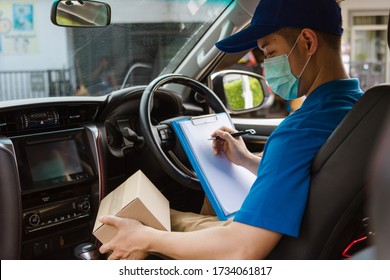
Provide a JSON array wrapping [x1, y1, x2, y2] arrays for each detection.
[[0, 140, 22, 259], [368, 111, 390, 259]]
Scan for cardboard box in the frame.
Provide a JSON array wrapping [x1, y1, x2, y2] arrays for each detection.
[[93, 170, 171, 244]]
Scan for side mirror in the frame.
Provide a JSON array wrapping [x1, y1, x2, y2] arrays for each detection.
[[210, 70, 273, 114], [51, 0, 111, 27]]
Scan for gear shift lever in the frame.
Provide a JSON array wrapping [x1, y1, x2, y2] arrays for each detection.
[[74, 243, 101, 260]]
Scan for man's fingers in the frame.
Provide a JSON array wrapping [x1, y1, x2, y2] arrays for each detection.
[[98, 215, 122, 228], [210, 126, 236, 137], [99, 243, 113, 255]]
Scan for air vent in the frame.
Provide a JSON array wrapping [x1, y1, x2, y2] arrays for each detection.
[[58, 105, 99, 126], [0, 112, 19, 134]]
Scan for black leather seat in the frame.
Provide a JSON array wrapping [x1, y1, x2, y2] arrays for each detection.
[[362, 10, 390, 260], [0, 140, 22, 260], [368, 111, 390, 259], [267, 12, 390, 259]]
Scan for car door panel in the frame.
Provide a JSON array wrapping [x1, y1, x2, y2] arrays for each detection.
[[232, 117, 283, 153]]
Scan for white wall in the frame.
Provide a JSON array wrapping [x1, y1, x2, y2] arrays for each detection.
[[341, 0, 390, 32], [0, 0, 69, 71], [109, 0, 223, 23]]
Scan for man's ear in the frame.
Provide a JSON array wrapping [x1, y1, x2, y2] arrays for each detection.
[[301, 28, 318, 55]]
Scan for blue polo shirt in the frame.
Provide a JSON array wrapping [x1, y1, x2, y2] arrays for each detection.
[[234, 79, 363, 237]]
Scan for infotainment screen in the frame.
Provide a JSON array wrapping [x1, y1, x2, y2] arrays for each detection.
[[26, 139, 84, 185], [13, 129, 96, 191]]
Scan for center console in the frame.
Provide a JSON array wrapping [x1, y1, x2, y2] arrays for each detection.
[[10, 126, 101, 259]]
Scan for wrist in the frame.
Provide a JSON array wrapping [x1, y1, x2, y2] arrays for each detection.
[[241, 152, 261, 174], [143, 226, 164, 254]]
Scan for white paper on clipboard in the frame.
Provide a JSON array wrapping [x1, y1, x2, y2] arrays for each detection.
[[172, 112, 256, 220]]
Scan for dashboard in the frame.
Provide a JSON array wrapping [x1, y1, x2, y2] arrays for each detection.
[[0, 102, 103, 259], [0, 87, 191, 259]]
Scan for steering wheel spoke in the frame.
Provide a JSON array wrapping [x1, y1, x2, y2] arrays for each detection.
[[139, 74, 230, 190], [154, 123, 175, 150]]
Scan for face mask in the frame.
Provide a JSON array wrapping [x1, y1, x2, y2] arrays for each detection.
[[263, 35, 311, 100]]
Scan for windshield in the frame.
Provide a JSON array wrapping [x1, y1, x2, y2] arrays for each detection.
[[0, 0, 231, 101]]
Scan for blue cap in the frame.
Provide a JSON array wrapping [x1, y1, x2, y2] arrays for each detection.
[[216, 0, 343, 53]]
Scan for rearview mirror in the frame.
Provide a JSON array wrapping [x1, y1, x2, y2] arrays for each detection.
[[210, 70, 273, 114], [51, 0, 111, 27]]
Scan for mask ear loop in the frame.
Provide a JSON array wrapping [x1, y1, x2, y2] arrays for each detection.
[[287, 32, 312, 79], [287, 33, 302, 57], [297, 55, 312, 78]]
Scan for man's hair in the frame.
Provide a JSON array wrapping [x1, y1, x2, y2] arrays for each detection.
[[275, 27, 341, 53]]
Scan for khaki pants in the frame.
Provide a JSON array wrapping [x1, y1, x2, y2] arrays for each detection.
[[146, 199, 233, 259], [170, 198, 233, 232]]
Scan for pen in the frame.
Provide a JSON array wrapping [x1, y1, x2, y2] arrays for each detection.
[[208, 129, 256, 140]]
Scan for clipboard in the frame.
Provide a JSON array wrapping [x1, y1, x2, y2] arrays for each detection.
[[172, 112, 256, 220]]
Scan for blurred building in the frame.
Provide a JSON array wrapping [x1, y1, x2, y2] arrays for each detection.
[[341, 0, 390, 90]]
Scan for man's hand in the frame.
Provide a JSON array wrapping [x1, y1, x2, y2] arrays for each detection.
[[98, 215, 150, 260], [211, 126, 261, 174]]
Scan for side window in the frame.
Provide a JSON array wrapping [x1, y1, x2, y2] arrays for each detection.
[[214, 48, 305, 118]]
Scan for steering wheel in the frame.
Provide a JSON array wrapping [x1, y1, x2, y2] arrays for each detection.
[[139, 74, 231, 190]]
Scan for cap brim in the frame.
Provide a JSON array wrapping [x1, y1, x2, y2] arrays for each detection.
[[215, 24, 277, 53]]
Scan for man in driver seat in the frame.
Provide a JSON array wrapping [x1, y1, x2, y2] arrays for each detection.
[[98, 0, 363, 259]]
